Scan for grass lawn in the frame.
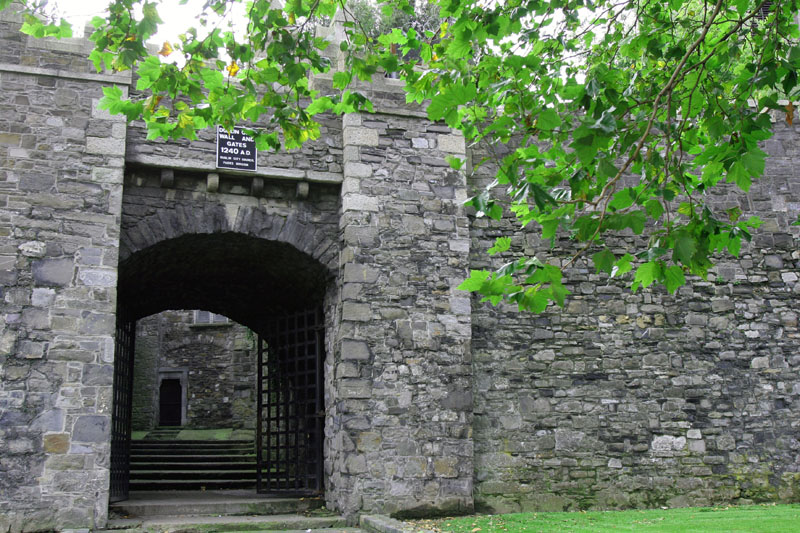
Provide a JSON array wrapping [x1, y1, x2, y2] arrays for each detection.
[[415, 504, 800, 532]]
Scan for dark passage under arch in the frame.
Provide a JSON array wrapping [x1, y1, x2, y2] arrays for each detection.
[[110, 232, 331, 501]]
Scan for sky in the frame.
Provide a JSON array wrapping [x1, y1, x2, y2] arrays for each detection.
[[56, 0, 216, 42]]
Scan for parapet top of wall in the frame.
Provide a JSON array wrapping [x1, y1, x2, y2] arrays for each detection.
[[0, 8, 131, 84]]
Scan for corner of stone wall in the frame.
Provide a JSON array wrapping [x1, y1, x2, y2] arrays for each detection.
[[328, 103, 474, 517]]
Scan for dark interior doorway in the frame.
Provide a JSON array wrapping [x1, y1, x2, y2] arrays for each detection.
[[159, 379, 182, 426]]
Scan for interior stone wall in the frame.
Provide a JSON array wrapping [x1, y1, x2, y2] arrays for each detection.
[[468, 120, 800, 512], [131, 310, 256, 431]]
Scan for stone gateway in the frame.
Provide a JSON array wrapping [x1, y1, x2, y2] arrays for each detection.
[[1, 9, 799, 532]]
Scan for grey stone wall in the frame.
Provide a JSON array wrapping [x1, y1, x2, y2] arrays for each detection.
[[2, 9, 800, 531], [0, 9, 129, 532], [326, 87, 475, 517], [468, 121, 800, 512], [131, 310, 256, 431]]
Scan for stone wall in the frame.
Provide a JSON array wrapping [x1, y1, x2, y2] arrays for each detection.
[[131, 310, 256, 431], [2, 8, 800, 531], [0, 8, 129, 532], [468, 121, 800, 512], [325, 77, 475, 517]]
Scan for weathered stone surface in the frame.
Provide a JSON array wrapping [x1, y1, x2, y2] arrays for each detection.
[[43, 433, 70, 454], [32, 258, 74, 287], [72, 416, 109, 443]]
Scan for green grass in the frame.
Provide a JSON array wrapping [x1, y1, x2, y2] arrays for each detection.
[[419, 504, 800, 532]]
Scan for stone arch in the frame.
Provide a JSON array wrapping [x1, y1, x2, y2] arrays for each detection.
[[119, 202, 339, 273], [117, 232, 333, 334]]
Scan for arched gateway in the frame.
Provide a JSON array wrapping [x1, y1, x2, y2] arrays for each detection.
[[2, 8, 800, 533], [109, 167, 340, 502]]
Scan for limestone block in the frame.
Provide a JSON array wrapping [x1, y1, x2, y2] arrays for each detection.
[[85, 136, 125, 155], [438, 134, 466, 154], [19, 240, 47, 257], [342, 302, 371, 321], [651, 435, 687, 452], [72, 415, 109, 443], [32, 257, 74, 287], [342, 193, 379, 212], [341, 339, 371, 360], [434, 457, 459, 478], [77, 268, 116, 287], [344, 126, 379, 147], [343, 161, 372, 178], [43, 433, 70, 454], [688, 439, 706, 453]]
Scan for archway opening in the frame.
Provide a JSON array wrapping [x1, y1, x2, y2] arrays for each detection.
[[111, 232, 332, 502]]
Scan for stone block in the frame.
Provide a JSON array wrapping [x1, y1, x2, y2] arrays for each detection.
[[438, 134, 466, 154], [43, 433, 70, 454], [343, 161, 373, 178], [32, 288, 56, 307], [32, 257, 74, 287], [342, 302, 371, 322], [77, 268, 116, 287], [342, 193, 379, 212], [85, 136, 125, 155], [434, 457, 459, 478], [651, 435, 686, 452], [31, 409, 65, 432], [19, 240, 47, 257], [344, 126, 379, 147], [341, 339, 371, 360], [79, 312, 115, 335], [442, 390, 472, 410], [72, 415, 109, 443], [82, 364, 113, 386]]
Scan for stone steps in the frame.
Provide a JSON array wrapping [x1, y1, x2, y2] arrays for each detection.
[[106, 513, 349, 532], [110, 491, 325, 518], [129, 438, 257, 491], [132, 453, 257, 462]]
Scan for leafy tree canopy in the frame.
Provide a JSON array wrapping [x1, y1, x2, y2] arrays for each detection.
[[3, 0, 800, 312]]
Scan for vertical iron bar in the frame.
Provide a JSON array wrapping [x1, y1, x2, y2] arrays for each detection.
[[256, 335, 263, 493], [315, 307, 324, 491]]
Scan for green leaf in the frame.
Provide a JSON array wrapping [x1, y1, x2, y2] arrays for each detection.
[[488, 237, 512, 255], [664, 265, 685, 294], [537, 108, 561, 130], [332, 71, 352, 89], [446, 155, 464, 170], [632, 261, 661, 293], [741, 150, 766, 177], [611, 254, 635, 277], [673, 233, 697, 265], [592, 248, 616, 275], [306, 96, 334, 116], [200, 68, 224, 91], [727, 161, 751, 192], [457, 270, 491, 292], [646, 199, 664, 220]]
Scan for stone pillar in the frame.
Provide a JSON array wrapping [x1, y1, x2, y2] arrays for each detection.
[[329, 110, 474, 517], [0, 10, 129, 531]]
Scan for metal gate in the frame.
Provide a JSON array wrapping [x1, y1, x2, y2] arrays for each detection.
[[257, 308, 325, 494], [109, 315, 136, 503]]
